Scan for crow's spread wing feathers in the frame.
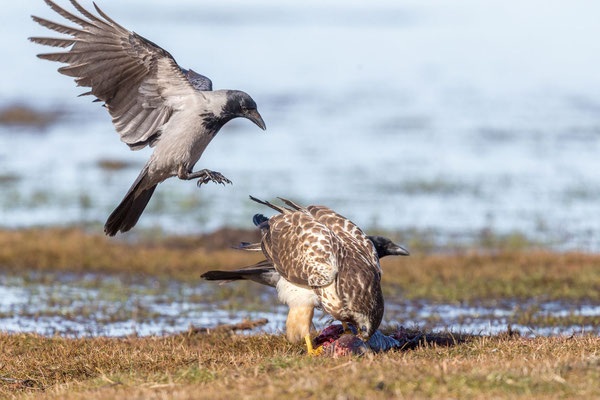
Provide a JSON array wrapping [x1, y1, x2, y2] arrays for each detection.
[[30, 0, 210, 150]]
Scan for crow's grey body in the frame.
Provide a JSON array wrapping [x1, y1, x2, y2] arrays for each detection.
[[30, 0, 266, 236]]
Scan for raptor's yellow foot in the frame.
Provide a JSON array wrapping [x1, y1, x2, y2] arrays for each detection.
[[305, 334, 323, 356]]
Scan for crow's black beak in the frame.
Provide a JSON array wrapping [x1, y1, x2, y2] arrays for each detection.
[[390, 245, 410, 256], [245, 109, 266, 130]]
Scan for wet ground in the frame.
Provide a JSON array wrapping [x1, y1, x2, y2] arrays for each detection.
[[1, 1, 600, 339], [1, 271, 598, 338], [1, 0, 600, 250]]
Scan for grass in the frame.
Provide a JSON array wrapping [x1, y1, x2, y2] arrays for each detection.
[[1, 228, 600, 302], [0, 228, 262, 282], [96, 159, 137, 172], [1, 331, 600, 399], [1, 228, 600, 398], [383, 251, 600, 302]]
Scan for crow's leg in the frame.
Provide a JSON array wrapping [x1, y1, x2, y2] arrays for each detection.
[[178, 166, 232, 187]]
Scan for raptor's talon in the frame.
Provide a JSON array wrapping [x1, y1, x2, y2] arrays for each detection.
[[305, 334, 322, 356]]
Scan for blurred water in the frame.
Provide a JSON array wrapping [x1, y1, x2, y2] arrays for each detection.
[[1, 0, 600, 249]]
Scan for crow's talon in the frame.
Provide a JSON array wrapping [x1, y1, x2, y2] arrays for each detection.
[[195, 170, 231, 187]]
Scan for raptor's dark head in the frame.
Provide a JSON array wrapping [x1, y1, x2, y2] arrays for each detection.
[[368, 235, 410, 258], [222, 90, 266, 130]]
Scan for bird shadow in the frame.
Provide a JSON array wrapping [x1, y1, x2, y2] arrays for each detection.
[[314, 324, 522, 356], [382, 324, 522, 352]]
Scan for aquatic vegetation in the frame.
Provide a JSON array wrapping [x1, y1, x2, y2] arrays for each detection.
[[0, 104, 60, 129], [0, 173, 19, 185], [96, 159, 137, 172]]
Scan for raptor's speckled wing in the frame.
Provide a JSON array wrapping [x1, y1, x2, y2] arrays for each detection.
[[307, 205, 380, 269], [277, 198, 380, 273], [262, 211, 342, 288], [29, 0, 210, 150]]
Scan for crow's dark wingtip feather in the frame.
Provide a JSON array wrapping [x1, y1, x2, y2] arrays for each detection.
[[103, 226, 117, 237], [252, 213, 269, 227]]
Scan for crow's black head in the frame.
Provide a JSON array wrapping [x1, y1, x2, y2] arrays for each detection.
[[222, 90, 266, 130], [368, 236, 410, 258]]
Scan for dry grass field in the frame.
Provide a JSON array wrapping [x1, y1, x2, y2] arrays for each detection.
[[1, 228, 600, 301], [2, 332, 600, 399], [1, 228, 600, 398]]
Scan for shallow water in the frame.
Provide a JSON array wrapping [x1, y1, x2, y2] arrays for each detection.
[[1, 273, 598, 338], [1, 1, 600, 249]]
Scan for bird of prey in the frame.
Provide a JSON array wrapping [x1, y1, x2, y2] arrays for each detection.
[[29, 0, 266, 236], [203, 196, 410, 354], [203, 235, 409, 289]]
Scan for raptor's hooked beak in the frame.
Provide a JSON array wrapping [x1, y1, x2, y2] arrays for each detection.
[[390, 244, 410, 256], [245, 109, 266, 130]]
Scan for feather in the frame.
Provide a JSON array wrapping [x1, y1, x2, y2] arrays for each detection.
[[249, 195, 287, 214], [32, 16, 87, 36], [43, 0, 96, 28], [31, 0, 199, 148], [28, 37, 77, 48]]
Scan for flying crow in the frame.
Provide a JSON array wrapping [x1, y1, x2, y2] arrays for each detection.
[[30, 0, 266, 236], [203, 197, 410, 354]]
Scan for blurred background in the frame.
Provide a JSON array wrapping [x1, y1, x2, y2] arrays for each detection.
[[1, 0, 600, 249], [1, 0, 600, 339]]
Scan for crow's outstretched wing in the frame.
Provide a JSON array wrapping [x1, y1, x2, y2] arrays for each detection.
[[30, 0, 211, 150]]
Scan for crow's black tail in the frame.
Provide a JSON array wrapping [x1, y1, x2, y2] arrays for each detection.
[[104, 168, 156, 236]]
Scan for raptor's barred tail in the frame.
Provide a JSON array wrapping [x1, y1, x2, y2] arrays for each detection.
[[104, 168, 156, 236]]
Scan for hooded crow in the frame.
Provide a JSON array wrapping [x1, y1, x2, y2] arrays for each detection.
[[203, 197, 410, 354], [30, 0, 266, 236]]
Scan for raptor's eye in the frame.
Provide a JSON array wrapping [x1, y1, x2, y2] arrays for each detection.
[[361, 326, 367, 332]]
